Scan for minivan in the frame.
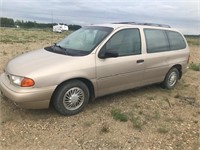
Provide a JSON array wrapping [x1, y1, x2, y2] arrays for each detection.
[[0, 22, 190, 115]]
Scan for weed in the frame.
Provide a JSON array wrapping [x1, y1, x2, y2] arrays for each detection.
[[144, 110, 160, 121], [130, 115, 143, 129], [111, 109, 128, 122], [163, 97, 172, 108], [133, 103, 141, 108], [100, 123, 109, 133], [138, 110, 143, 115], [157, 125, 169, 134], [189, 62, 200, 71]]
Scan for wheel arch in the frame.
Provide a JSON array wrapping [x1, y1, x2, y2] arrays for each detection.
[[50, 78, 95, 105], [171, 64, 182, 79]]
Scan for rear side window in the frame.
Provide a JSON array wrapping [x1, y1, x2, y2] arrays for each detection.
[[144, 29, 170, 53], [166, 31, 186, 50]]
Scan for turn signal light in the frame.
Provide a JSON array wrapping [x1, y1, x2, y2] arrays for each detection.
[[21, 78, 35, 87]]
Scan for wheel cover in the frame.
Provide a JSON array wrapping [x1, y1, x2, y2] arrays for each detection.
[[168, 72, 177, 87], [63, 87, 85, 111]]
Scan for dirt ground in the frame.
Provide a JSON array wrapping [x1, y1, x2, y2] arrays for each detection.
[[0, 28, 199, 150]]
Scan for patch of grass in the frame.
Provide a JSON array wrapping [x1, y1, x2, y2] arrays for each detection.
[[0, 28, 67, 44], [144, 110, 160, 121], [189, 62, 200, 71], [111, 109, 128, 122], [157, 125, 169, 134], [130, 115, 144, 129]]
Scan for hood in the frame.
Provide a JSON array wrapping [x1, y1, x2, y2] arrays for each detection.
[[6, 49, 77, 77]]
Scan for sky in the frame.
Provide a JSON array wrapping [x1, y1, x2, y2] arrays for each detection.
[[0, 0, 199, 35]]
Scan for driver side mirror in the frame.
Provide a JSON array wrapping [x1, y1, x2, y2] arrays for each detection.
[[98, 46, 119, 59]]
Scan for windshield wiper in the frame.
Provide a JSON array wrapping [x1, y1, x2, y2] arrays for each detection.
[[54, 43, 66, 50], [53, 43, 70, 55]]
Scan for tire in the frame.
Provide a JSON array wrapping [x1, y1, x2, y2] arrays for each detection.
[[163, 68, 180, 89], [53, 80, 89, 115]]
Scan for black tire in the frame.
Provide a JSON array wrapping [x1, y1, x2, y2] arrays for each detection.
[[53, 80, 89, 115], [163, 68, 180, 89]]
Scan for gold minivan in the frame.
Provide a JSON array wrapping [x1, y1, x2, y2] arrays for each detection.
[[0, 23, 190, 115]]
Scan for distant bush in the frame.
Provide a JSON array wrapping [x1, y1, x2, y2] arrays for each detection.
[[185, 36, 200, 46]]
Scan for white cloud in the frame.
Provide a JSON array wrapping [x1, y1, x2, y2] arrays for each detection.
[[0, 0, 199, 34]]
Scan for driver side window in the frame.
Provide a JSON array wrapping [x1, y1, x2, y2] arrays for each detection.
[[105, 28, 141, 56]]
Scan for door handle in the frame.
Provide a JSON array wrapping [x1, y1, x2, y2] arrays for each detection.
[[136, 59, 144, 63]]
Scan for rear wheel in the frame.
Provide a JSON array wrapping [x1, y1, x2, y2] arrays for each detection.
[[163, 68, 179, 89], [53, 80, 89, 115]]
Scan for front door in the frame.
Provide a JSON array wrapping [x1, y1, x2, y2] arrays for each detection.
[[96, 28, 145, 96]]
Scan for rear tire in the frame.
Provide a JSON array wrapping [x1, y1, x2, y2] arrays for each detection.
[[53, 80, 89, 115], [163, 68, 179, 89]]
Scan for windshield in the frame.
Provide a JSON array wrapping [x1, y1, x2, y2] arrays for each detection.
[[53, 26, 113, 56]]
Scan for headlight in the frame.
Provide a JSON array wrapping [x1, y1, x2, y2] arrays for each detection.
[[9, 75, 35, 87]]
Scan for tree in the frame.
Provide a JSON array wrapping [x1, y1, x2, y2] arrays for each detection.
[[0, 17, 15, 27]]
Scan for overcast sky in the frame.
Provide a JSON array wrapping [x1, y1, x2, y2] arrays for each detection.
[[0, 0, 199, 34]]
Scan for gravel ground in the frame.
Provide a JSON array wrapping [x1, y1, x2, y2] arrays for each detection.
[[0, 28, 199, 150]]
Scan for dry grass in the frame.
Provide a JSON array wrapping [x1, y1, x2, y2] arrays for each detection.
[[0, 28, 199, 150]]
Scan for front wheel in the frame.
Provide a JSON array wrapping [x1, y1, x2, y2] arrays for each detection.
[[162, 68, 179, 89], [53, 80, 89, 115]]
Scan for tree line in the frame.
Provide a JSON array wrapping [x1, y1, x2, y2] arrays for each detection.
[[0, 17, 81, 30]]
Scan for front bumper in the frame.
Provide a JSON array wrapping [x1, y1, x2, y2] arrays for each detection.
[[0, 73, 56, 109]]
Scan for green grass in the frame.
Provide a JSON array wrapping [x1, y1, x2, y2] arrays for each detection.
[[189, 62, 200, 71], [111, 109, 128, 122]]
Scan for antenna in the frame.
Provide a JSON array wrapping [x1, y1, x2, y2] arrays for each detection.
[[51, 10, 54, 45]]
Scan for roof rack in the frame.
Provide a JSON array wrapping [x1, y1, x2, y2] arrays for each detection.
[[113, 22, 171, 28]]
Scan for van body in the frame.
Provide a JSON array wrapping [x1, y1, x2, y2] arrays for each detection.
[[0, 23, 189, 115]]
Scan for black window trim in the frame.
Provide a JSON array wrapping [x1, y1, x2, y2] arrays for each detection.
[[144, 28, 187, 53], [98, 28, 142, 58], [165, 30, 187, 50]]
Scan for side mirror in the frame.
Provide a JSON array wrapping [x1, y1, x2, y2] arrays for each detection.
[[99, 50, 119, 59]]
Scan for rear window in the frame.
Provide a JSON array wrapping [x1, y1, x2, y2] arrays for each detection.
[[166, 31, 186, 50], [144, 29, 170, 53], [144, 29, 187, 53]]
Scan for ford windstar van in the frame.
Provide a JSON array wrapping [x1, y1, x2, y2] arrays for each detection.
[[0, 22, 190, 115]]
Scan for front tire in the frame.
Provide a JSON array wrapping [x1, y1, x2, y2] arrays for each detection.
[[163, 68, 179, 89], [53, 80, 89, 115]]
